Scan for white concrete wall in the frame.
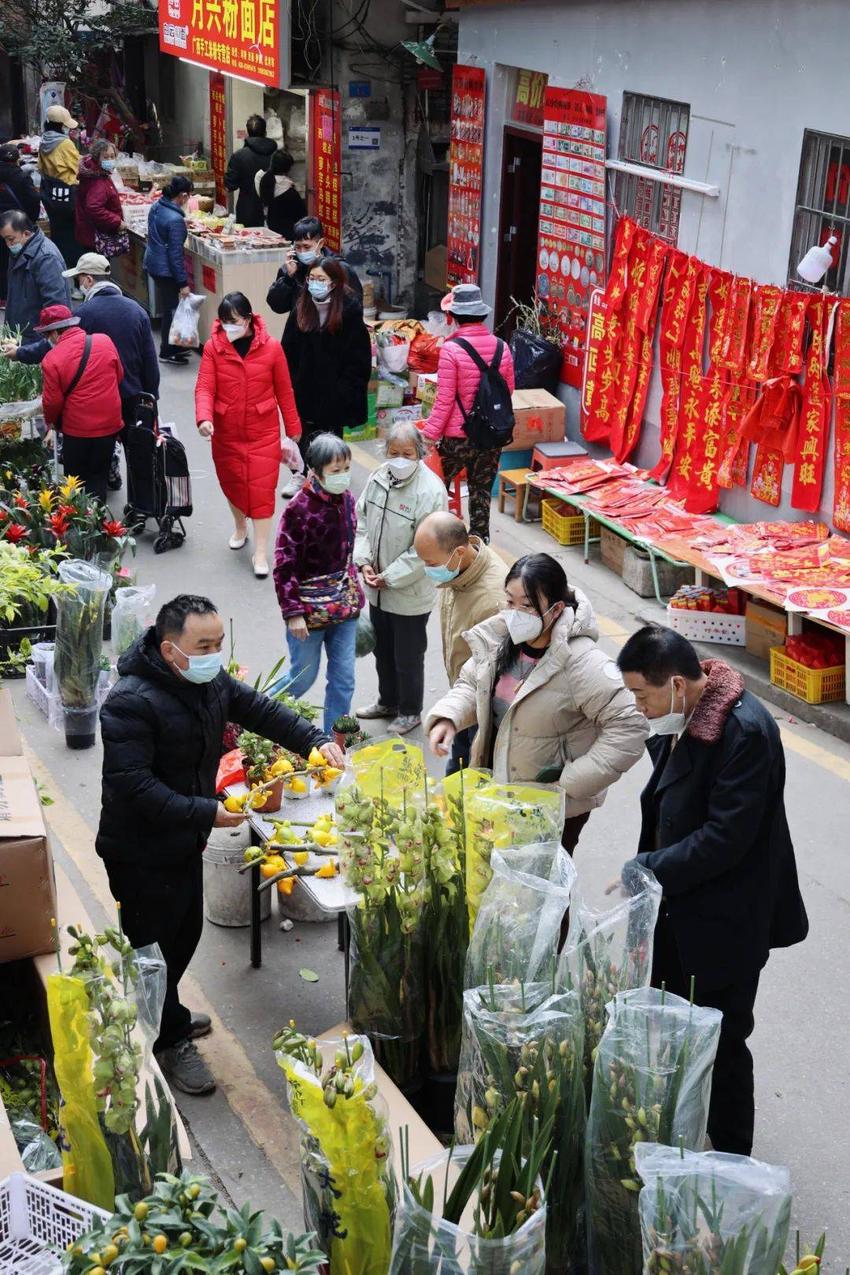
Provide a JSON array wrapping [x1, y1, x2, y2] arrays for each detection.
[[458, 0, 850, 524]]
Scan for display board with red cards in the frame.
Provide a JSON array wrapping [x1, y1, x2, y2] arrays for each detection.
[[447, 64, 486, 286], [535, 87, 607, 387], [311, 89, 342, 253]]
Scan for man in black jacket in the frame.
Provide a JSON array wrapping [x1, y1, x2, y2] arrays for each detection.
[[224, 114, 277, 227], [266, 214, 363, 317], [96, 594, 343, 1095], [617, 625, 808, 1156]]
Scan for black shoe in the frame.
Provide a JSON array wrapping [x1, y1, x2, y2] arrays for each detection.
[[156, 1037, 216, 1095], [160, 353, 190, 365], [189, 1011, 212, 1039]]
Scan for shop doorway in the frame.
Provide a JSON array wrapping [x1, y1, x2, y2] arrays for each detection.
[[494, 127, 542, 336]]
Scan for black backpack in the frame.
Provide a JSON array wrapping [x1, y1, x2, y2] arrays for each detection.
[[452, 336, 515, 449]]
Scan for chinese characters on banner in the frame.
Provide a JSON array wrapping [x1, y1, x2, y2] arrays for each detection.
[[447, 64, 486, 286], [535, 87, 607, 386], [208, 72, 227, 205], [311, 89, 341, 252], [512, 68, 547, 129], [159, 0, 281, 88]]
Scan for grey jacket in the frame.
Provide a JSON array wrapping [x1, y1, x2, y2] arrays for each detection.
[[354, 461, 449, 616], [425, 592, 648, 815], [5, 230, 71, 339]]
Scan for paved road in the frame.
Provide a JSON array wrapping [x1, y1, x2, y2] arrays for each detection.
[[10, 358, 850, 1264]]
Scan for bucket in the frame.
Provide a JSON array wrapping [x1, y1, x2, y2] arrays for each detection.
[[204, 823, 271, 927]]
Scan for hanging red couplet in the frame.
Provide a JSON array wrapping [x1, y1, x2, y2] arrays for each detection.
[[666, 264, 710, 501], [648, 250, 697, 482], [834, 301, 850, 532], [792, 297, 831, 512]]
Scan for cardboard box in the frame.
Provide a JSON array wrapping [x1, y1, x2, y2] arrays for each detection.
[[424, 244, 447, 292], [376, 405, 424, 436], [376, 380, 405, 409], [509, 388, 566, 450], [0, 690, 58, 964], [416, 372, 439, 407], [600, 525, 627, 576], [745, 599, 788, 661]]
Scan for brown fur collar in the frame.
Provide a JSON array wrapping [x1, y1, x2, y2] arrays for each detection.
[[687, 659, 745, 745]]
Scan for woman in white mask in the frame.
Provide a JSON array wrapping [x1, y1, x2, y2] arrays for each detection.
[[353, 421, 449, 736], [195, 291, 302, 576], [426, 553, 647, 852]]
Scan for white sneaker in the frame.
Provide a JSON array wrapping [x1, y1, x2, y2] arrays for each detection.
[[281, 473, 305, 499], [388, 714, 422, 736]]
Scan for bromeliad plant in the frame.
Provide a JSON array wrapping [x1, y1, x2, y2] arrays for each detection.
[[0, 471, 133, 560], [63, 1170, 327, 1274]]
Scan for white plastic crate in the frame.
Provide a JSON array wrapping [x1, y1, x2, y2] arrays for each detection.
[[666, 606, 747, 646], [25, 666, 51, 718], [0, 1172, 110, 1273]]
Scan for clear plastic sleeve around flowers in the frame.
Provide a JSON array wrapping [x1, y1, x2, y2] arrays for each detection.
[[111, 584, 156, 662], [389, 1147, 547, 1275], [455, 984, 586, 1274], [465, 783, 565, 931], [465, 842, 577, 990], [277, 1035, 396, 1275], [11, 1113, 62, 1172], [635, 1143, 792, 1275], [585, 987, 723, 1275], [557, 863, 662, 1100], [54, 559, 111, 709]]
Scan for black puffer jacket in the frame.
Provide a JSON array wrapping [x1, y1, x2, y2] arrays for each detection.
[[282, 293, 372, 434], [224, 136, 278, 227], [96, 628, 328, 866]]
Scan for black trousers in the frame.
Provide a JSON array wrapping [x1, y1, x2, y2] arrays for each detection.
[[370, 604, 429, 716], [651, 907, 760, 1155], [446, 725, 476, 775], [104, 856, 204, 1052], [152, 275, 182, 357], [62, 432, 120, 505]]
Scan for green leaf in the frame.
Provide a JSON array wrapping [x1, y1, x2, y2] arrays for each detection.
[[298, 968, 320, 982]]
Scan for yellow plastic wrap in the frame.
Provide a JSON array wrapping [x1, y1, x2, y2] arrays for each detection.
[[464, 782, 565, 929], [349, 739, 426, 807], [278, 1044, 393, 1275], [46, 973, 115, 1210]]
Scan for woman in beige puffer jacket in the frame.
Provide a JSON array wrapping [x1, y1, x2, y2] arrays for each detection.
[[426, 553, 647, 848]]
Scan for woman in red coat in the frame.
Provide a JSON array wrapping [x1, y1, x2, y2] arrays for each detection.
[[75, 140, 125, 254], [195, 292, 302, 577]]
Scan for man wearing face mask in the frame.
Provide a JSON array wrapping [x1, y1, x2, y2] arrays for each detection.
[[413, 510, 507, 772], [0, 210, 70, 341], [267, 215, 362, 318], [617, 625, 809, 1156], [97, 594, 342, 1096]]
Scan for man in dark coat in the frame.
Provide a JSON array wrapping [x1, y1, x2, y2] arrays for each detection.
[[0, 144, 41, 299], [617, 624, 808, 1156], [224, 114, 277, 227], [266, 214, 363, 317], [96, 594, 344, 1095], [0, 211, 70, 339]]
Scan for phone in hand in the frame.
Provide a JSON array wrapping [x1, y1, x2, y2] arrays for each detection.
[[536, 764, 562, 784]]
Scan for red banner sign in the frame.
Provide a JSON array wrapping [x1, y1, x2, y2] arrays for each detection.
[[512, 69, 547, 128], [159, 0, 281, 87], [447, 64, 486, 286], [311, 89, 341, 253], [535, 87, 607, 387], [208, 71, 226, 206]]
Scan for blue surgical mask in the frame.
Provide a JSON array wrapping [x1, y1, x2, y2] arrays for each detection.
[[297, 248, 320, 265], [8, 242, 24, 256], [102, 158, 116, 172], [424, 547, 461, 583], [321, 469, 351, 494], [172, 643, 223, 684], [308, 280, 331, 300]]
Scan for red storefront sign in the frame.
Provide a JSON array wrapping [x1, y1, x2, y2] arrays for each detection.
[[208, 71, 227, 206], [535, 87, 608, 387], [512, 69, 547, 128], [311, 89, 341, 252], [159, 0, 282, 87], [447, 64, 486, 286]]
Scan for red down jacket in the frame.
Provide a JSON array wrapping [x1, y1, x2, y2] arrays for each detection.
[[41, 327, 123, 438], [195, 315, 301, 519], [75, 154, 123, 250]]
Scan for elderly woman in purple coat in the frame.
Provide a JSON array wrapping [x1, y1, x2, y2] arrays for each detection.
[[272, 433, 365, 732]]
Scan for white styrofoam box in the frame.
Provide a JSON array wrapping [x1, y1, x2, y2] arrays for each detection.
[[0, 1172, 110, 1273], [666, 606, 747, 646]]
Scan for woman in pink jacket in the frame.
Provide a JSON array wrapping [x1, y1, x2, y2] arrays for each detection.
[[421, 283, 515, 542]]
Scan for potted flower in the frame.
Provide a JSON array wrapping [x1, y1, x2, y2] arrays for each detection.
[[53, 559, 112, 749], [0, 541, 74, 678], [332, 714, 360, 751]]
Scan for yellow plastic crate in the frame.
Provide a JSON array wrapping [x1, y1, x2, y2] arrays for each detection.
[[541, 496, 597, 547], [769, 646, 846, 705]]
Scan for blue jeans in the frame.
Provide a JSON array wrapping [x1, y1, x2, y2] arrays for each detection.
[[277, 618, 357, 734]]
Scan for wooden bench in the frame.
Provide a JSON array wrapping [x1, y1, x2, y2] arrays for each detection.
[[497, 467, 534, 522]]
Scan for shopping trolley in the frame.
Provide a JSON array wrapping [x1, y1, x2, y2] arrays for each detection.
[[123, 393, 192, 554]]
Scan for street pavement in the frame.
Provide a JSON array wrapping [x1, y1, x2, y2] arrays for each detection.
[[8, 356, 850, 1264]]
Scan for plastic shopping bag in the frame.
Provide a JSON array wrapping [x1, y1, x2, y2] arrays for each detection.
[[111, 584, 156, 662], [168, 292, 204, 349], [465, 842, 577, 989], [585, 987, 723, 1275], [455, 984, 586, 1273], [635, 1143, 792, 1275], [464, 782, 565, 929], [558, 863, 662, 1099]]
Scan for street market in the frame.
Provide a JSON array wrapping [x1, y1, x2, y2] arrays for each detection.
[[2, 1, 850, 1272]]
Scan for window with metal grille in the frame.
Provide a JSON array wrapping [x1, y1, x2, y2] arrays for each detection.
[[614, 92, 691, 245], [788, 130, 850, 293]]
